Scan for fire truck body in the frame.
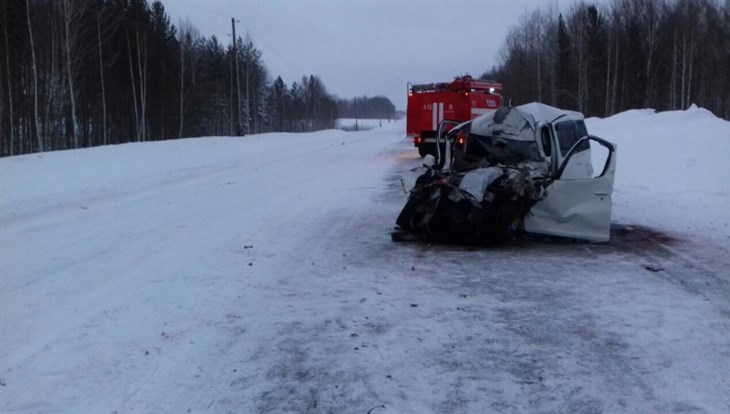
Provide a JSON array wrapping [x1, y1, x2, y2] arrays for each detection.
[[407, 76, 503, 157]]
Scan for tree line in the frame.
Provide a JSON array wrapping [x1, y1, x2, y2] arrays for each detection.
[[0, 0, 344, 157], [482, 0, 730, 120], [336, 96, 396, 120]]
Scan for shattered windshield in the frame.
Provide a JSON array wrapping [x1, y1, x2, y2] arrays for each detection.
[[465, 133, 543, 165]]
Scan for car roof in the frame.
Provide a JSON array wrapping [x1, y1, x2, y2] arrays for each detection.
[[470, 103, 585, 142], [516, 102, 584, 124]]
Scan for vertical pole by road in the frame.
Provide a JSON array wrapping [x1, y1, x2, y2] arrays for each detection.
[[228, 39, 233, 136]]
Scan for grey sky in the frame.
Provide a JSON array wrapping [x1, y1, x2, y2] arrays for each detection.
[[161, 0, 568, 111]]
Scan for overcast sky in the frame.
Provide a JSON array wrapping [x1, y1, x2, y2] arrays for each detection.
[[160, 0, 571, 111]]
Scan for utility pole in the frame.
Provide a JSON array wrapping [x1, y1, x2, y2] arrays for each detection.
[[232, 18, 242, 136], [246, 59, 250, 134], [355, 97, 359, 131], [229, 41, 233, 135]]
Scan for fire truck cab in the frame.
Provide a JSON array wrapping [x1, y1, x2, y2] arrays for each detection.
[[407, 75, 503, 157]]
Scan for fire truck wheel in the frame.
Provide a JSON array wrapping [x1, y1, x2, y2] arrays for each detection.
[[418, 146, 430, 158]]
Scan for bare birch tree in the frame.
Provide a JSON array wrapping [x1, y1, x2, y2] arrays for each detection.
[[61, 0, 90, 148], [126, 30, 140, 141], [97, 14, 107, 145], [177, 18, 200, 139], [3, 11, 14, 155], [26, 0, 42, 152], [135, 29, 148, 141]]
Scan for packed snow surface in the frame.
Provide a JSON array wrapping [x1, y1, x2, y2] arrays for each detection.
[[1, 107, 729, 413]]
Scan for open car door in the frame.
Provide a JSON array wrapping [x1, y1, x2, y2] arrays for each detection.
[[524, 136, 616, 242]]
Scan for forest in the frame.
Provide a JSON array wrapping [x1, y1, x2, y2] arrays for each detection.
[[336, 96, 397, 121], [482, 0, 730, 120], [0, 0, 365, 157], [3, 0, 728, 157]]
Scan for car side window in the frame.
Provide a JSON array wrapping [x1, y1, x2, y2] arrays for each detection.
[[554, 120, 589, 156]]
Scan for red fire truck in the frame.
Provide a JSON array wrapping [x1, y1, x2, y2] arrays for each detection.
[[407, 75, 503, 157]]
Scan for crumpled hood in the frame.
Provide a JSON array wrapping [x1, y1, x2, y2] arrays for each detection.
[[471, 106, 536, 142]]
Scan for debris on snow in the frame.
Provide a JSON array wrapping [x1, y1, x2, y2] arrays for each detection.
[[643, 264, 665, 272]]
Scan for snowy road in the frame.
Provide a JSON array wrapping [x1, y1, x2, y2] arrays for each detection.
[[1, 115, 729, 413]]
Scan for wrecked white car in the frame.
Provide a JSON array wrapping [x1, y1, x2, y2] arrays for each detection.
[[394, 103, 616, 243]]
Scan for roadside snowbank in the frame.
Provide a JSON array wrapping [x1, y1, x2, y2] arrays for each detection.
[[586, 105, 730, 242], [0, 130, 347, 220]]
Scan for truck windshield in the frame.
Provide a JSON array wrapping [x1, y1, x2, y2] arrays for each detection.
[[465, 133, 543, 165]]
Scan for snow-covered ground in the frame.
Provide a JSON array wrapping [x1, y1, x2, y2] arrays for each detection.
[[587, 105, 730, 243], [1, 107, 728, 413]]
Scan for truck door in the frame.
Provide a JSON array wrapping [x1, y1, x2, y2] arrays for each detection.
[[524, 136, 616, 242]]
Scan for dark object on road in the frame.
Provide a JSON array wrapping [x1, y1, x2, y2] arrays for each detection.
[[396, 164, 545, 244]]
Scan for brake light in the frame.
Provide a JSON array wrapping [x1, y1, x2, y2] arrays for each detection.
[[458, 136, 465, 146], [413, 136, 423, 144]]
